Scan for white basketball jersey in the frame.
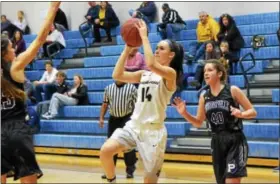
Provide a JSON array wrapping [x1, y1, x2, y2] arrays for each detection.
[[130, 71, 175, 125]]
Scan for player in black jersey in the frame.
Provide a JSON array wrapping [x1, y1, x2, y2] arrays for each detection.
[[173, 59, 257, 184], [1, 2, 61, 183]]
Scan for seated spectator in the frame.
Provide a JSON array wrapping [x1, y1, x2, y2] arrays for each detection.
[[12, 30, 26, 56], [217, 13, 244, 57], [33, 61, 58, 103], [124, 47, 148, 72], [42, 75, 89, 119], [1, 15, 17, 38], [36, 71, 70, 116], [1, 15, 11, 31], [188, 11, 220, 63], [54, 8, 69, 32], [13, 11, 30, 34], [93, 1, 119, 43], [85, 2, 100, 24], [277, 28, 280, 43], [190, 41, 221, 89], [42, 24, 66, 58], [157, 3, 186, 40], [220, 41, 239, 74], [129, 1, 157, 26]]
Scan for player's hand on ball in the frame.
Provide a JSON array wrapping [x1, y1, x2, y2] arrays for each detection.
[[135, 20, 148, 39], [172, 97, 186, 115], [230, 106, 242, 118]]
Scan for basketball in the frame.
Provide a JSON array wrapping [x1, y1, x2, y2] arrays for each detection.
[[121, 18, 142, 47]]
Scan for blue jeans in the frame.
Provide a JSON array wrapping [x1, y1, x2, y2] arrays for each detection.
[[48, 93, 78, 117], [34, 83, 56, 103], [189, 42, 206, 63], [158, 23, 186, 40]]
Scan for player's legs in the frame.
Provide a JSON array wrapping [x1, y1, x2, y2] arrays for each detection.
[[225, 177, 241, 184], [20, 174, 37, 184], [1, 174, 7, 184], [100, 139, 127, 180]]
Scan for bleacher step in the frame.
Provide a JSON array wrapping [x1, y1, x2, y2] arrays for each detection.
[[74, 47, 101, 58], [249, 81, 280, 88], [169, 144, 211, 155], [250, 95, 273, 103], [253, 73, 279, 81], [263, 67, 280, 73], [59, 58, 84, 69], [177, 137, 211, 147], [188, 128, 210, 137]]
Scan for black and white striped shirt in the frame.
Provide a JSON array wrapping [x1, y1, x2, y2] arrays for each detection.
[[103, 83, 137, 117], [162, 9, 185, 25]]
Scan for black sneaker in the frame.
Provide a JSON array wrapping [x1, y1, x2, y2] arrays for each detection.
[[126, 173, 134, 179], [101, 174, 106, 179], [103, 38, 112, 43]]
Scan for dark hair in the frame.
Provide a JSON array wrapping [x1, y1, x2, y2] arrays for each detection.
[[205, 59, 228, 83], [166, 39, 184, 87], [1, 77, 26, 100], [162, 3, 169, 9], [205, 40, 220, 60], [219, 13, 236, 33], [44, 61, 53, 67], [1, 37, 10, 60], [13, 30, 23, 42]]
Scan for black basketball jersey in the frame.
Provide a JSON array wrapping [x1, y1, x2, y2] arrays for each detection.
[[204, 84, 243, 132], [1, 62, 26, 121]]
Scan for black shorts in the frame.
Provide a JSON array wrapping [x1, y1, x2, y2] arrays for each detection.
[[1, 119, 43, 180], [211, 131, 248, 184]]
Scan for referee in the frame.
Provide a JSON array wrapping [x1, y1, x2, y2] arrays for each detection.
[[99, 80, 137, 179]]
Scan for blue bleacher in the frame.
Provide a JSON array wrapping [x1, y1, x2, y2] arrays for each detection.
[[32, 59, 63, 70], [272, 89, 279, 103]]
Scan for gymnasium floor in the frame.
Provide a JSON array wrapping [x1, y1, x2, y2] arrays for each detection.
[[6, 154, 279, 183]]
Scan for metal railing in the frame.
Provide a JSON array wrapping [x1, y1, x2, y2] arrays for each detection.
[[47, 42, 62, 62], [79, 21, 93, 57], [238, 52, 256, 99]]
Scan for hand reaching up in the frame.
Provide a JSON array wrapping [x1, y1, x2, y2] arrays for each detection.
[[172, 97, 187, 115], [135, 19, 148, 39], [50, 1, 61, 11]]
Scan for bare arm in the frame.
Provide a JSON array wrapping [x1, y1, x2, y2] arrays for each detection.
[[230, 86, 257, 119], [112, 45, 144, 83], [136, 20, 176, 91], [11, 2, 61, 83], [99, 103, 108, 128], [173, 95, 206, 128]]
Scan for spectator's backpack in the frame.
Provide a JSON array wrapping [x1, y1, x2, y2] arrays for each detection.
[[251, 35, 266, 49], [25, 106, 40, 134]]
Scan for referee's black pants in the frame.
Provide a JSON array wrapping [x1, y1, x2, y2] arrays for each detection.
[[108, 113, 137, 174]]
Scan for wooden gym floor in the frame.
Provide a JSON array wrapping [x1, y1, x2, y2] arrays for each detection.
[[6, 154, 279, 183]]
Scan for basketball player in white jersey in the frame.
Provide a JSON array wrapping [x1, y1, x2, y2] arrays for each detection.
[[100, 20, 184, 183]]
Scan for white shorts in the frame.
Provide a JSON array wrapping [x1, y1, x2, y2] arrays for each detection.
[[110, 120, 167, 178]]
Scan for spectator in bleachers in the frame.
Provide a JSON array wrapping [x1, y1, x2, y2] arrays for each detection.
[[129, 1, 157, 25], [13, 11, 30, 34], [33, 61, 58, 103], [157, 3, 186, 40], [277, 28, 280, 43], [54, 8, 69, 32], [220, 41, 239, 74], [188, 11, 220, 63], [37, 71, 70, 116], [99, 80, 137, 179], [42, 23, 66, 58], [85, 2, 100, 24], [42, 75, 89, 119], [93, 1, 119, 43], [190, 41, 221, 89], [1, 15, 12, 31], [12, 30, 26, 56], [124, 47, 148, 72], [217, 13, 244, 57]]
